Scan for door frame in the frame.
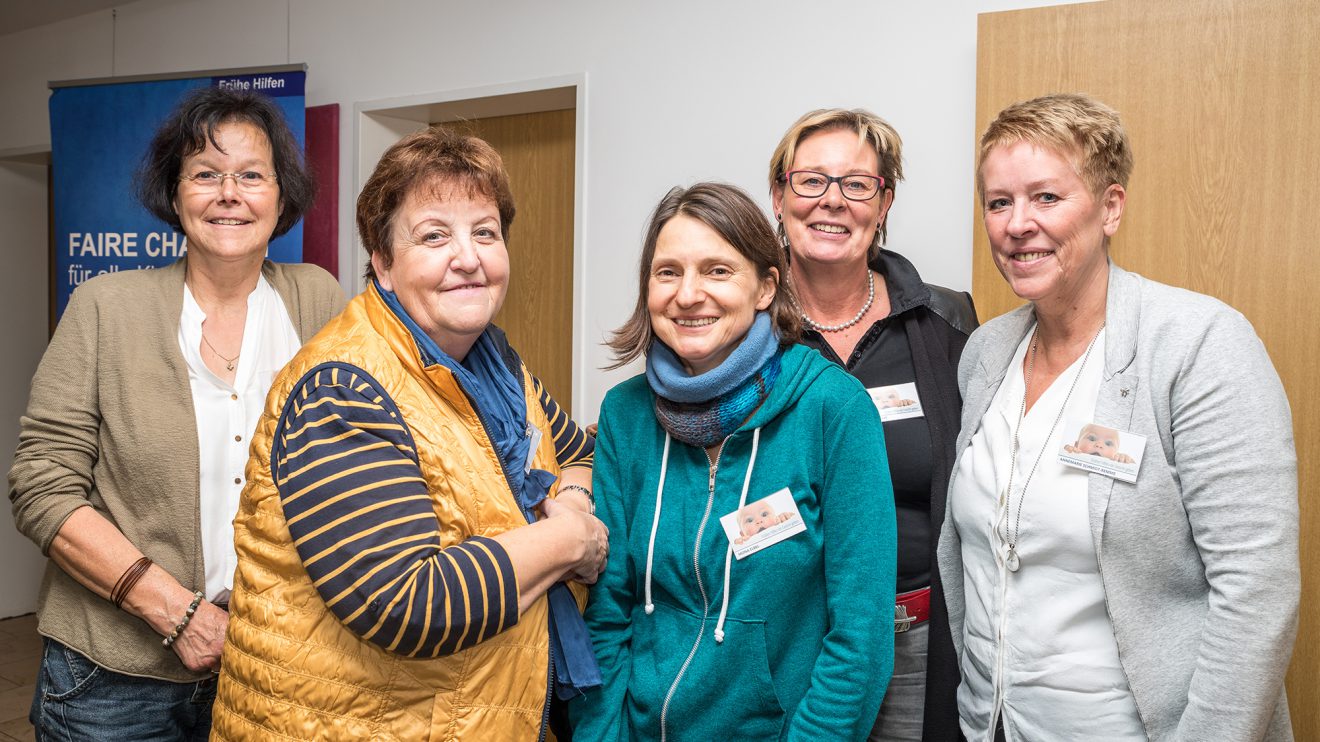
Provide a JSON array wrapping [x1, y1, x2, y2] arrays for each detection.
[[352, 73, 587, 415]]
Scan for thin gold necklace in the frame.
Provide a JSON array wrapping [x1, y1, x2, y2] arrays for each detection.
[[200, 332, 240, 372], [1001, 322, 1104, 572]]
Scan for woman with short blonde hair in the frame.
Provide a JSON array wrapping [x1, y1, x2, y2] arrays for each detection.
[[770, 108, 977, 741], [942, 93, 1297, 741]]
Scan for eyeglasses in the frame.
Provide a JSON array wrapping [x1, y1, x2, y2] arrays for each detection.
[[178, 170, 278, 191], [781, 170, 885, 201]]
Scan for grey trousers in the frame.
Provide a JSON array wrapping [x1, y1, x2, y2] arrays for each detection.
[[868, 621, 929, 742]]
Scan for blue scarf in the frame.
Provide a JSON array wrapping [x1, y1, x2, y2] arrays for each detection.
[[646, 312, 782, 448], [375, 282, 600, 698]]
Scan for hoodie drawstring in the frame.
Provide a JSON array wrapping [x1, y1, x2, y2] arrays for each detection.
[[644, 433, 672, 615], [714, 427, 760, 644], [644, 428, 763, 643]]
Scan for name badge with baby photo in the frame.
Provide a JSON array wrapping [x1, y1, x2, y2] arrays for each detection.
[[1056, 418, 1146, 483], [719, 488, 806, 560], [867, 382, 924, 422]]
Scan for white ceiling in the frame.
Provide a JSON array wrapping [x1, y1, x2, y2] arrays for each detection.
[[0, 0, 123, 36]]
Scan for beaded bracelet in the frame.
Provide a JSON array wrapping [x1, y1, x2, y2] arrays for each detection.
[[162, 591, 205, 649], [557, 484, 595, 515], [111, 556, 152, 610]]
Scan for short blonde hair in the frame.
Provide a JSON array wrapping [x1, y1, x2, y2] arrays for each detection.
[[977, 93, 1134, 202], [768, 108, 903, 251]]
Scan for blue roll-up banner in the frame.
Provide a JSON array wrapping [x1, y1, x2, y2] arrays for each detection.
[[49, 66, 306, 320]]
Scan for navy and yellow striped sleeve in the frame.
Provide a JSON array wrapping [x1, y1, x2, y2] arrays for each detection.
[[532, 375, 594, 471], [271, 362, 519, 657]]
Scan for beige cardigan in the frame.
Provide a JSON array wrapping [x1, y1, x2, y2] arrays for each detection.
[[9, 257, 345, 682]]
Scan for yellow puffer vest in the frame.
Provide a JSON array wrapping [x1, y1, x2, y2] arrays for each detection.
[[213, 286, 567, 741]]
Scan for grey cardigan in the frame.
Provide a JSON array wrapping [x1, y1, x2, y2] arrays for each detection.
[[937, 263, 1298, 741], [9, 257, 345, 682]]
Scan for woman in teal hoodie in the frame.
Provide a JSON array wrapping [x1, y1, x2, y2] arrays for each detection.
[[571, 183, 897, 741]]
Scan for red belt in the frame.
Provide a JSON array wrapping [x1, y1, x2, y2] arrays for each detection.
[[895, 587, 931, 633]]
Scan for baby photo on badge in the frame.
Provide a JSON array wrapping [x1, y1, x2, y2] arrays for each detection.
[[720, 488, 806, 558], [867, 382, 924, 422], [1057, 419, 1146, 483]]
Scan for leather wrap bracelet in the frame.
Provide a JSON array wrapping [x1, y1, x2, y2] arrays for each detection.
[[111, 557, 152, 610]]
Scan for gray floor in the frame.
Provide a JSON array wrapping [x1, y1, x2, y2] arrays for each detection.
[[0, 613, 38, 742]]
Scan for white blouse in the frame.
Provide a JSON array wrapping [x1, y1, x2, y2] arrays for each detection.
[[950, 327, 1145, 741], [178, 276, 302, 603]]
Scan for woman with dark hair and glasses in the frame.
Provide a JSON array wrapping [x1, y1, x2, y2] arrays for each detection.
[[9, 86, 342, 740], [768, 109, 978, 741], [570, 182, 895, 741]]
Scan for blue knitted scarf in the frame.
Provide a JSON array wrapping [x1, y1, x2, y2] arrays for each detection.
[[646, 312, 782, 448]]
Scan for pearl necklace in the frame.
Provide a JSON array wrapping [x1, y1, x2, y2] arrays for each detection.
[[796, 270, 875, 333], [1001, 322, 1104, 572]]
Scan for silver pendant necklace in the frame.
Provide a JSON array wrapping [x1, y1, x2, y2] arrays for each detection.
[[795, 270, 875, 333], [1001, 322, 1104, 572]]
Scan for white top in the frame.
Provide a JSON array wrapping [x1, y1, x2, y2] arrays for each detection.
[[178, 276, 302, 603], [950, 327, 1145, 741]]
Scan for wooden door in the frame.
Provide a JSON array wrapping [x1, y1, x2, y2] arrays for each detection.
[[463, 109, 576, 410], [974, 0, 1318, 734]]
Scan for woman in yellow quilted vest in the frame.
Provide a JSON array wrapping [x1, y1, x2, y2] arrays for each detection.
[[211, 127, 610, 741]]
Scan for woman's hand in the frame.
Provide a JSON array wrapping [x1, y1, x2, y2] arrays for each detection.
[[168, 599, 228, 673], [49, 507, 230, 672], [495, 495, 611, 613], [542, 497, 609, 584]]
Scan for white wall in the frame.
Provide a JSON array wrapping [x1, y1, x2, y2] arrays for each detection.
[[0, 163, 54, 617], [0, 0, 1085, 614]]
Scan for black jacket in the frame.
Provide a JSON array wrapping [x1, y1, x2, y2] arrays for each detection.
[[799, 249, 975, 742]]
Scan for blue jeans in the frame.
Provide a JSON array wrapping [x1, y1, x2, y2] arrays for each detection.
[[31, 638, 216, 742]]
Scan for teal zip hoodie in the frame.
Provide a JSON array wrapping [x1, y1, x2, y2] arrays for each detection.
[[571, 343, 897, 741]]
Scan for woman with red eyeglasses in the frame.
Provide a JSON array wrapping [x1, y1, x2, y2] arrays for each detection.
[[768, 109, 976, 742]]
